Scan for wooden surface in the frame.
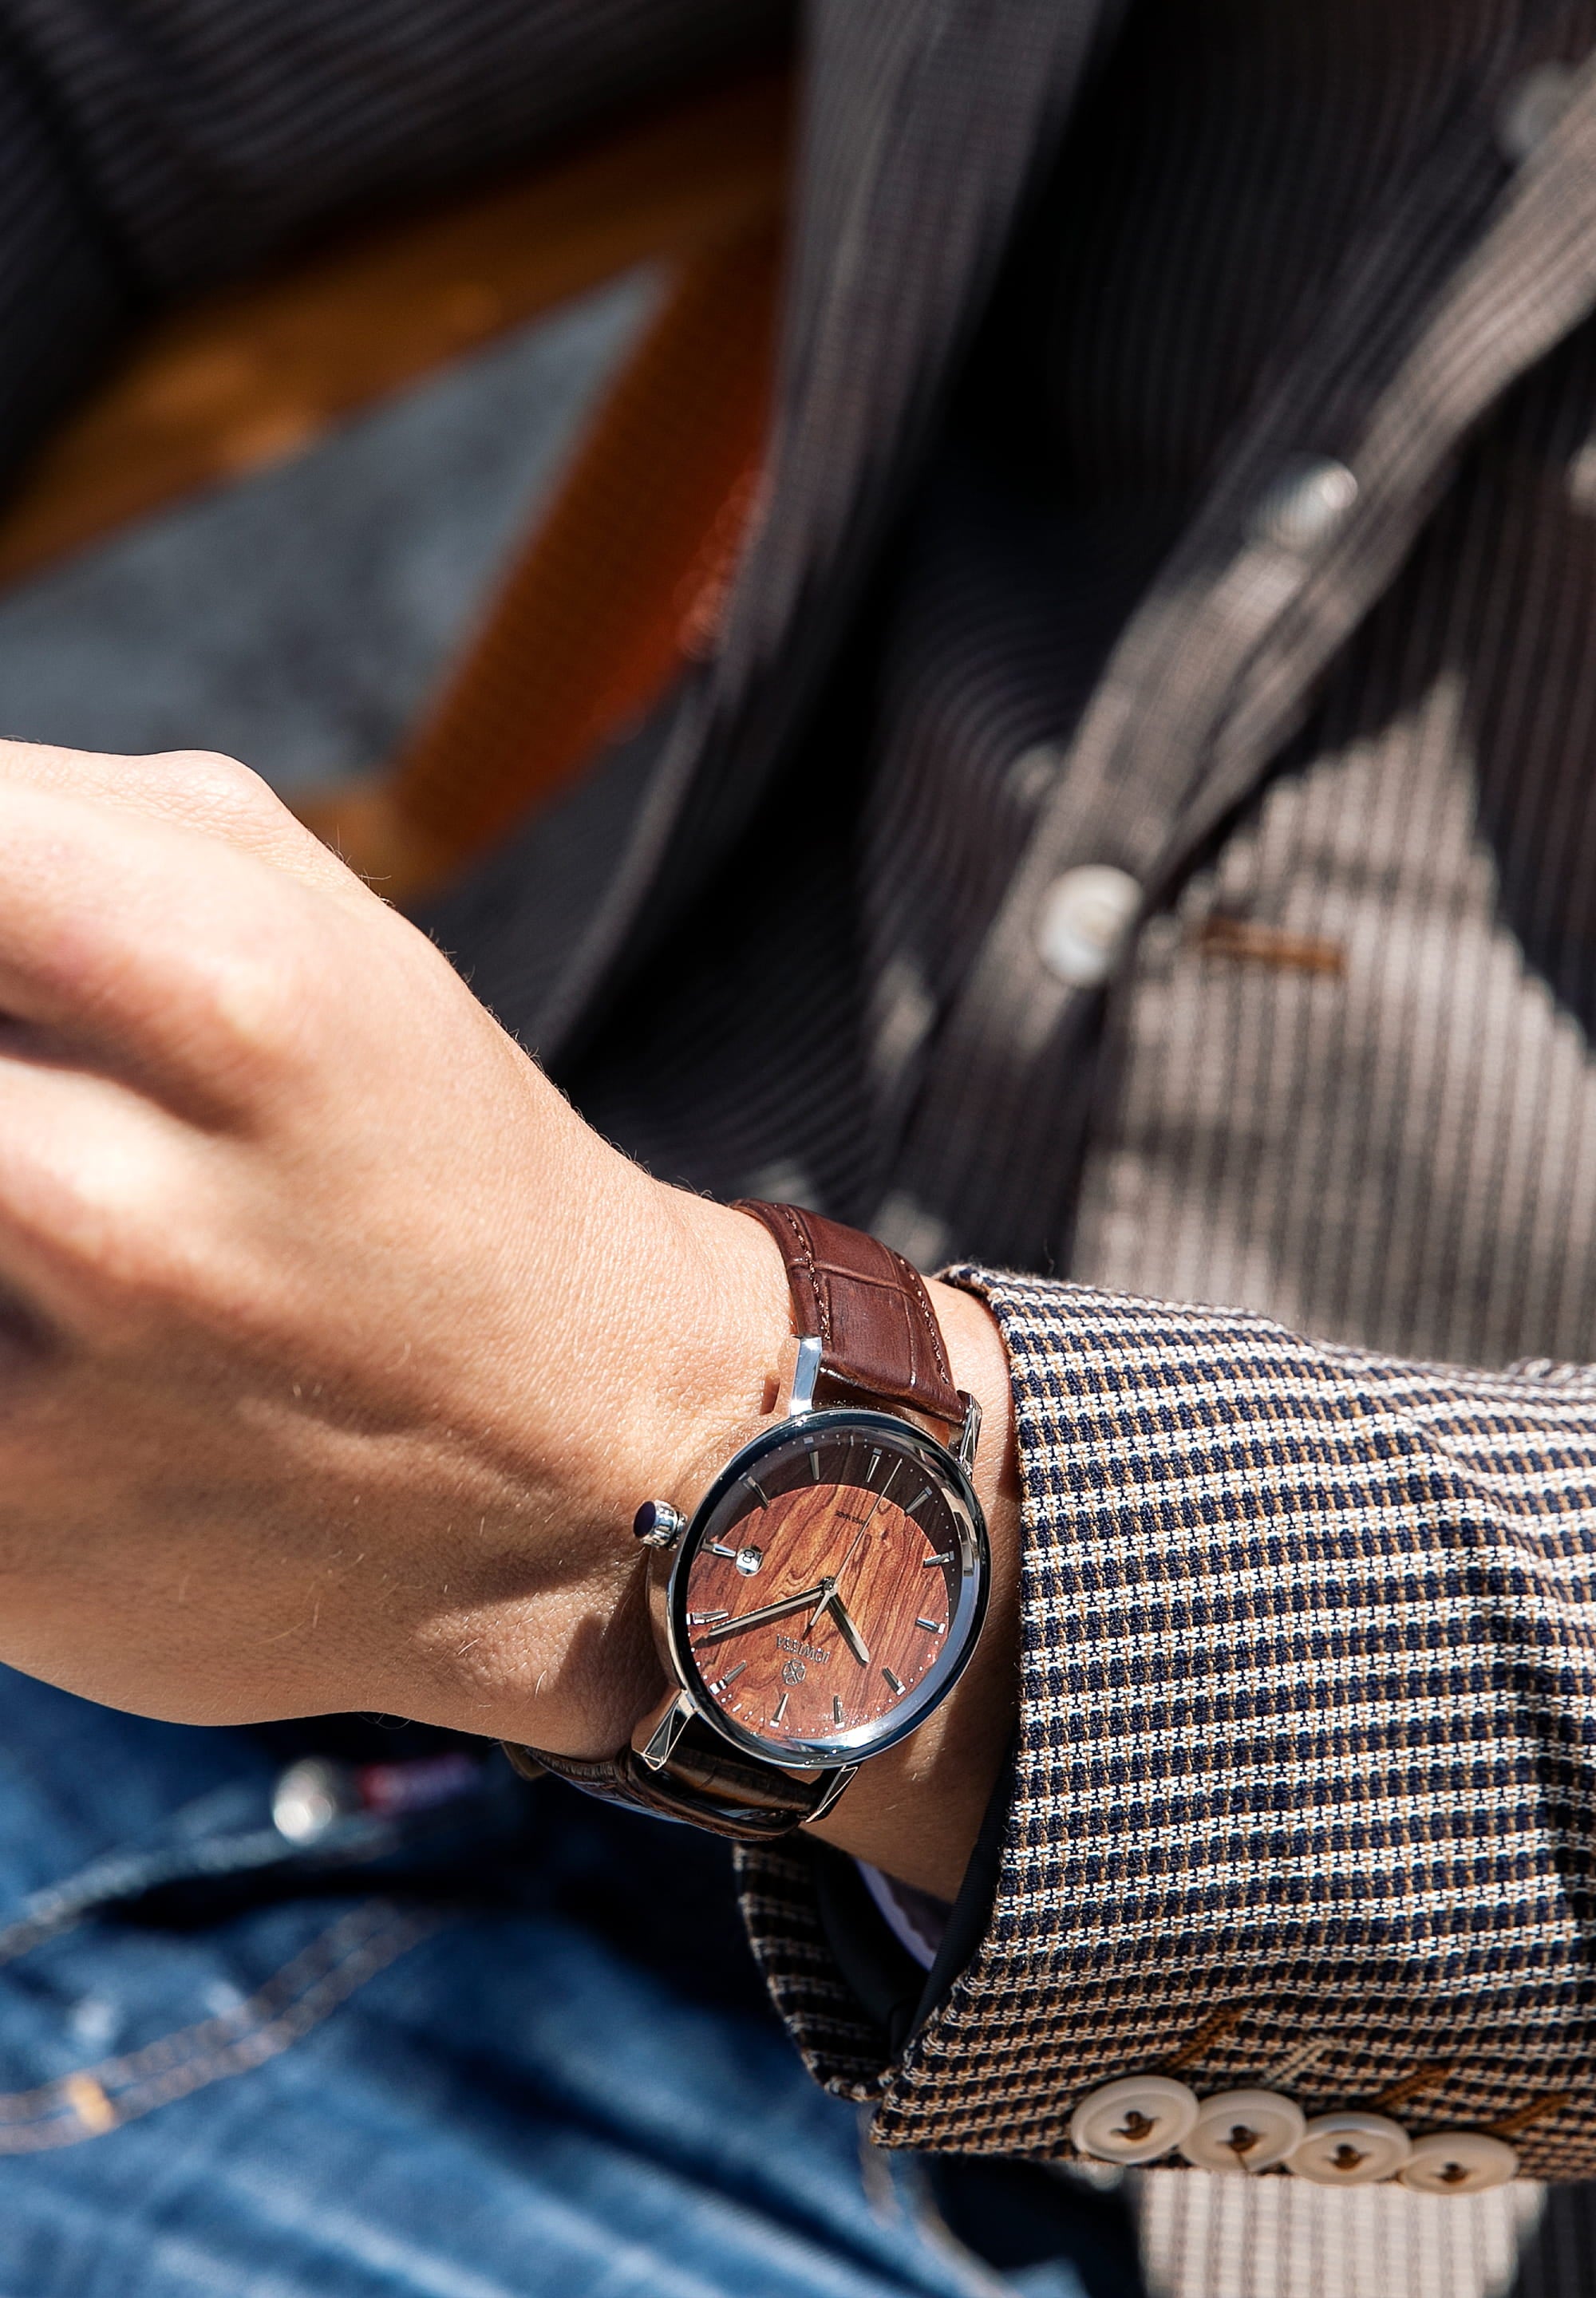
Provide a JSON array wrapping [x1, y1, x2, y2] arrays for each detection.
[[0, 67, 792, 588]]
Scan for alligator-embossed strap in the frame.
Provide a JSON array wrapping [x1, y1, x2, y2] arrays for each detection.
[[504, 1720, 843, 1840], [508, 1203, 965, 1838], [731, 1198, 966, 1433]]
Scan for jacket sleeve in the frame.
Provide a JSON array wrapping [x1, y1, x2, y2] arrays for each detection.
[[0, 0, 792, 479], [739, 1269, 1596, 2181]]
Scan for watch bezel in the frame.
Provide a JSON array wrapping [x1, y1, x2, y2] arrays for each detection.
[[658, 1406, 990, 1771]]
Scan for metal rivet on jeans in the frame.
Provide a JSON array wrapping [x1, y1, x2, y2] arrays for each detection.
[[272, 1756, 358, 1844]]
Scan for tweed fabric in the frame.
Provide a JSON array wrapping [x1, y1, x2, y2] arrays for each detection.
[[747, 1271, 1596, 2178]]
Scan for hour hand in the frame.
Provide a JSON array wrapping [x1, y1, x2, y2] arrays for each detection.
[[822, 1591, 871, 1667], [694, 1584, 829, 1643]]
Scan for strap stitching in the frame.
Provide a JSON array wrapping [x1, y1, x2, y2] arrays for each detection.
[[898, 1250, 955, 1397], [735, 1199, 956, 1415], [776, 1202, 832, 1348]]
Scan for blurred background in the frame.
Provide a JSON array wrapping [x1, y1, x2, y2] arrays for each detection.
[[0, 271, 654, 798], [0, 62, 787, 903]]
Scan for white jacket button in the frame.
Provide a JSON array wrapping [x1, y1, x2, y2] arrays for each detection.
[[1069, 2075, 1199, 2164], [1288, 2110, 1412, 2185], [1037, 866, 1142, 986], [1177, 2089, 1307, 2173], [1247, 456, 1358, 552], [1398, 2131, 1519, 2195], [1497, 63, 1575, 162]]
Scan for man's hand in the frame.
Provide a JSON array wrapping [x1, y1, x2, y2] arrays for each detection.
[[0, 739, 1017, 1899], [0, 739, 793, 1759]]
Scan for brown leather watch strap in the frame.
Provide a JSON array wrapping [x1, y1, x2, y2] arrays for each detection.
[[732, 1198, 966, 1432], [504, 1720, 848, 1842]]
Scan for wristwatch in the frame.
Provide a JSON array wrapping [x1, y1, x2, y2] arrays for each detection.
[[504, 1201, 990, 1841]]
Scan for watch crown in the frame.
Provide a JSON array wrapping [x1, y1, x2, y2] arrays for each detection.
[[633, 1499, 686, 1549]]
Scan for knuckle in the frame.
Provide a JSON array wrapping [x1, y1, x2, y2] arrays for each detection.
[[149, 747, 286, 831], [152, 745, 258, 796], [35, 1141, 197, 1339], [185, 934, 312, 1091]]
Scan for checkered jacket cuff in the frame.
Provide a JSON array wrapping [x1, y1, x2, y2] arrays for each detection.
[[739, 1271, 1596, 2175]]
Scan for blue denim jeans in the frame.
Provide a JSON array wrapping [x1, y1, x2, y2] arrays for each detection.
[[0, 1668, 1132, 2297]]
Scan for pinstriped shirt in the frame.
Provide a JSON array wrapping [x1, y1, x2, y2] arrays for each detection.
[[576, 0, 1596, 1378]]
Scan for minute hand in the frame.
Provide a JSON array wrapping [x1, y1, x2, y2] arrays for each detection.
[[695, 1582, 832, 1644], [821, 1590, 871, 1667]]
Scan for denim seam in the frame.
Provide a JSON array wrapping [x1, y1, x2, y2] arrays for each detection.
[[0, 1897, 444, 2151]]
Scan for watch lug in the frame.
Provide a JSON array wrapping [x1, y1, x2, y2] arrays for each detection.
[[634, 1688, 694, 1772], [805, 1764, 859, 1822], [788, 1333, 824, 1417], [955, 1390, 982, 1474]]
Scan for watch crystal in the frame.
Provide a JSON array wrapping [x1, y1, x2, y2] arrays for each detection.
[[671, 1416, 984, 1764]]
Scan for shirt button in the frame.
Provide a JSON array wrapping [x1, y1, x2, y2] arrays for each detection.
[[1069, 2075, 1199, 2165], [1288, 2110, 1412, 2186], [1248, 456, 1359, 551], [1008, 742, 1065, 808], [1037, 865, 1142, 986], [1497, 63, 1576, 163], [1397, 2131, 1519, 2195], [1178, 2089, 1308, 2174]]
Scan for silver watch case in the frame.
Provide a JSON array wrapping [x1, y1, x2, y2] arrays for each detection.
[[637, 1337, 990, 1776]]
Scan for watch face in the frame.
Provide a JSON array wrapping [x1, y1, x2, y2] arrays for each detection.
[[666, 1410, 988, 1768]]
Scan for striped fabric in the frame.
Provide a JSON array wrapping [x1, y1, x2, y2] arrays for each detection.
[[562, 6, 1596, 2289], [11, 2, 1596, 2292]]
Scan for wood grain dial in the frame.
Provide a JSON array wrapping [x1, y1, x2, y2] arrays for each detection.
[[674, 1421, 980, 1761]]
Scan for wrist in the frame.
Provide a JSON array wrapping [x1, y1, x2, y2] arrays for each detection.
[[398, 1172, 793, 1762], [521, 1193, 1020, 1899], [638, 1189, 797, 1507], [626, 1203, 1021, 1901], [800, 1275, 1021, 1900]]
